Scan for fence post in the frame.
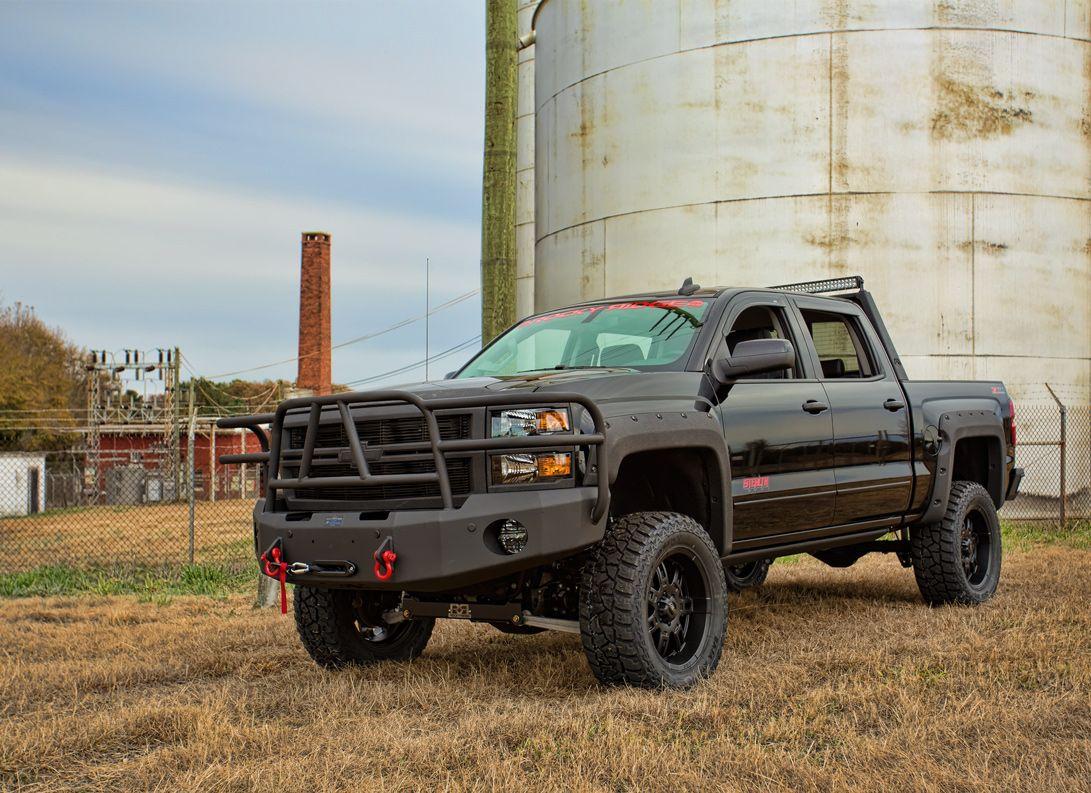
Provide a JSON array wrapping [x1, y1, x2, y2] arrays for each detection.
[[1045, 384, 1067, 527], [209, 426, 217, 503], [187, 382, 196, 565], [1059, 404, 1067, 527], [257, 571, 280, 609]]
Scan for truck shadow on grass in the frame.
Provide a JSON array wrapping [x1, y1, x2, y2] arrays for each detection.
[[403, 562, 928, 691]]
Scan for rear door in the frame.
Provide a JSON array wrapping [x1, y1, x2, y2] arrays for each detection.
[[791, 297, 913, 525], [712, 293, 836, 544]]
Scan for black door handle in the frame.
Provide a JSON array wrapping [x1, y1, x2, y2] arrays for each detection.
[[883, 398, 906, 411], [802, 400, 829, 414]]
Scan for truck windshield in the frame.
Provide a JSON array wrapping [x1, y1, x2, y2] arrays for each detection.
[[457, 298, 711, 378]]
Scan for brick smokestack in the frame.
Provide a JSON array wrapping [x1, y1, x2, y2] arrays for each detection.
[[297, 231, 332, 396]]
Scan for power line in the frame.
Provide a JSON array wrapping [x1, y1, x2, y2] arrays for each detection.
[[198, 289, 479, 380], [342, 336, 481, 388]]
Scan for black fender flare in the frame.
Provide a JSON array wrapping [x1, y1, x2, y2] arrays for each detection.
[[602, 409, 733, 554], [919, 406, 1006, 524]]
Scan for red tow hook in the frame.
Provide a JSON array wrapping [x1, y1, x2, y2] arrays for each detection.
[[373, 537, 397, 582], [260, 543, 289, 615]]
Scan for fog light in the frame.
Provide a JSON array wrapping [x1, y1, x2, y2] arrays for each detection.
[[495, 519, 528, 554]]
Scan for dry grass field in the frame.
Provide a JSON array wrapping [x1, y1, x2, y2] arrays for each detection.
[[3, 534, 1090, 792], [1, 500, 253, 572]]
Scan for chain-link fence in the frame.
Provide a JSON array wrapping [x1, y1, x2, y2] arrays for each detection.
[[1, 395, 1087, 581], [0, 421, 261, 577], [1002, 398, 1090, 525]]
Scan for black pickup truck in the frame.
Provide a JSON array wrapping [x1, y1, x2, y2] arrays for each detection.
[[221, 276, 1022, 688]]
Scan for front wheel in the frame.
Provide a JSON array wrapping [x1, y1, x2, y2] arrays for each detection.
[[910, 481, 1002, 606], [579, 512, 728, 688], [294, 587, 434, 668]]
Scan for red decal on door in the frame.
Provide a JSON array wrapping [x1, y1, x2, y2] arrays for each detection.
[[742, 476, 770, 491]]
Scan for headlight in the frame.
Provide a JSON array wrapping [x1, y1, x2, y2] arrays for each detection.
[[491, 452, 573, 485], [491, 407, 570, 437]]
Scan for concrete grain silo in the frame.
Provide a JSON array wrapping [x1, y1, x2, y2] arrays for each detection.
[[517, 0, 1091, 404]]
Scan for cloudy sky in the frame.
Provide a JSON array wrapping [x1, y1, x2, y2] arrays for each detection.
[[0, 1, 485, 386]]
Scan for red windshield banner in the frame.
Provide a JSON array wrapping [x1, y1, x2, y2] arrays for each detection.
[[519, 299, 706, 327]]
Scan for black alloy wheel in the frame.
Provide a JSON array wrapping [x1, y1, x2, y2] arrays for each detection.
[[647, 551, 708, 663], [910, 481, 1002, 606], [724, 558, 772, 590], [580, 511, 728, 688]]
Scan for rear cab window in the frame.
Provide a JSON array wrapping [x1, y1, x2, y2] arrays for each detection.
[[799, 308, 876, 379]]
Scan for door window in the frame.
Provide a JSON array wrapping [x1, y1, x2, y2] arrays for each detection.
[[799, 309, 875, 379], [719, 305, 798, 380]]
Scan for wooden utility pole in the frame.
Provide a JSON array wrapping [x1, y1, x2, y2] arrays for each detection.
[[480, 0, 518, 343]]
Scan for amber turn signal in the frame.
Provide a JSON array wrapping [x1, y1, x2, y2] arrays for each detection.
[[535, 452, 572, 478]]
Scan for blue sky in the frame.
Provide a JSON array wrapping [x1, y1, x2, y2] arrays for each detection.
[[0, 1, 485, 386]]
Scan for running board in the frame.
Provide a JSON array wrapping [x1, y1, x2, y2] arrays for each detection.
[[723, 527, 890, 565]]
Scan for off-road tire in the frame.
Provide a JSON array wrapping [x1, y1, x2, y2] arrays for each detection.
[[294, 586, 434, 668], [724, 559, 771, 591], [910, 481, 1002, 606], [579, 511, 728, 688], [490, 622, 546, 635]]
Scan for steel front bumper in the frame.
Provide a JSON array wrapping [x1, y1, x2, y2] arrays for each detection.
[[253, 487, 605, 592]]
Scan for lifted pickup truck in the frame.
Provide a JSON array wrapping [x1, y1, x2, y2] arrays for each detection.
[[221, 276, 1021, 688]]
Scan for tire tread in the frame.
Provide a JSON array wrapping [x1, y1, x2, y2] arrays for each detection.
[[579, 511, 727, 687], [910, 481, 1001, 606]]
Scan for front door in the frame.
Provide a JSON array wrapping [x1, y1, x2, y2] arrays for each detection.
[[712, 296, 836, 544], [793, 300, 913, 525]]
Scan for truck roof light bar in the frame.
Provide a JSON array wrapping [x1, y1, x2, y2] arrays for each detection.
[[768, 275, 864, 294]]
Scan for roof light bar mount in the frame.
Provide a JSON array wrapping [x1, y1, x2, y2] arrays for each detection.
[[768, 275, 865, 295]]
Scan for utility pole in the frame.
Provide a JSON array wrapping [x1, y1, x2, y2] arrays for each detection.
[[425, 257, 431, 381], [480, 0, 518, 343], [170, 347, 182, 500], [186, 379, 196, 565]]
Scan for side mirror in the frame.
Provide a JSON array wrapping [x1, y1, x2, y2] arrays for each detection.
[[443, 371, 458, 380], [712, 338, 794, 383]]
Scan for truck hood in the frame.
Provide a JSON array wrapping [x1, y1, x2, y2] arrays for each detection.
[[366, 368, 710, 417], [385, 369, 635, 395]]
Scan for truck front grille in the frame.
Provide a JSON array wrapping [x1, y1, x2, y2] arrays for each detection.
[[288, 457, 473, 502], [281, 411, 476, 507], [287, 413, 471, 450]]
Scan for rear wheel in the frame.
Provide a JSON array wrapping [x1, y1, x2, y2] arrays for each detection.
[[724, 559, 771, 591], [294, 587, 434, 668], [580, 512, 728, 688], [910, 481, 1002, 606]]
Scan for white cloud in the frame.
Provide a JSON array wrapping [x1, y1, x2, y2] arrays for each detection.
[[0, 3, 487, 383], [0, 156, 481, 380]]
